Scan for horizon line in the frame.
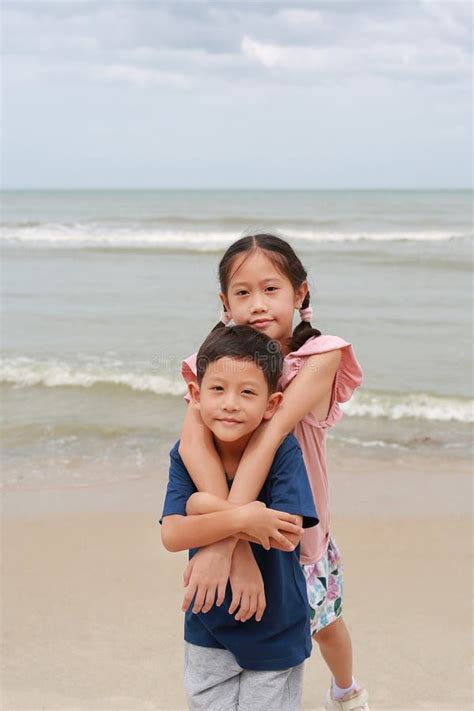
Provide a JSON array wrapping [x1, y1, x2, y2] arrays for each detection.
[[1, 186, 472, 192]]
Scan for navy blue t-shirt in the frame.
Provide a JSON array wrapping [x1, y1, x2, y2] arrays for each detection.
[[161, 433, 318, 671]]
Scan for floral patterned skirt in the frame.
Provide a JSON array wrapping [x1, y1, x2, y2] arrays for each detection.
[[301, 537, 344, 635]]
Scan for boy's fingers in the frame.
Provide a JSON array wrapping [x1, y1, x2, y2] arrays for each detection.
[[183, 559, 194, 587], [228, 591, 242, 615], [278, 520, 303, 535], [201, 585, 216, 614], [245, 592, 258, 622], [273, 531, 295, 550], [192, 585, 207, 614], [238, 593, 253, 622], [272, 510, 298, 522], [235, 592, 250, 621], [255, 592, 266, 622], [181, 582, 197, 612], [216, 581, 226, 607]]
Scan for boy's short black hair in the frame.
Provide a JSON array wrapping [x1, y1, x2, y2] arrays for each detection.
[[196, 325, 283, 393]]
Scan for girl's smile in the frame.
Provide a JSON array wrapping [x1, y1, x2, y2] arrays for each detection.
[[250, 317, 275, 330]]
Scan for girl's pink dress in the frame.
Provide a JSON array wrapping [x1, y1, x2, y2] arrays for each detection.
[[182, 335, 363, 565]]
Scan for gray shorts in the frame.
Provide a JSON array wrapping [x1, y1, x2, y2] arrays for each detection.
[[184, 641, 304, 711]]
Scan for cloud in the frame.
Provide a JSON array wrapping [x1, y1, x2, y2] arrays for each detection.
[[2, 1, 471, 190], [241, 33, 469, 84], [2, 1, 471, 89], [245, 1, 472, 84]]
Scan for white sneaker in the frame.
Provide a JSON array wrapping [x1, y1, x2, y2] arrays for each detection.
[[324, 686, 369, 711]]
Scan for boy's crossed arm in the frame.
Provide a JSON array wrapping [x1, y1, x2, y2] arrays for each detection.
[[185, 492, 303, 551], [161, 498, 303, 553]]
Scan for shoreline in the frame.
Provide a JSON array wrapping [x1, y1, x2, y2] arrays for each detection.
[[2, 446, 471, 520]]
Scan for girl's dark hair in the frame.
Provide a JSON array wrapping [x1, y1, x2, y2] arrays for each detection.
[[196, 325, 283, 393], [213, 234, 321, 353]]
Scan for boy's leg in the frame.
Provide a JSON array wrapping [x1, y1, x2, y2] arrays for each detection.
[[184, 642, 242, 711], [238, 663, 304, 711]]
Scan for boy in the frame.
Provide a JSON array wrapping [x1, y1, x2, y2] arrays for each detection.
[[160, 325, 318, 711]]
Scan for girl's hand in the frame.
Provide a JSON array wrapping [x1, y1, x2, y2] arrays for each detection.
[[239, 501, 303, 551], [229, 541, 266, 623], [181, 538, 235, 614]]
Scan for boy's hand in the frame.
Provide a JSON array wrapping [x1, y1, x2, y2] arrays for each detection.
[[229, 541, 266, 623], [239, 501, 303, 551], [181, 538, 235, 615]]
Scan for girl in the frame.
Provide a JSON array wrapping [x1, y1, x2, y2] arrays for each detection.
[[178, 234, 368, 711]]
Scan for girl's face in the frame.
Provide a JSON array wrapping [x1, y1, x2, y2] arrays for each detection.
[[220, 250, 307, 349]]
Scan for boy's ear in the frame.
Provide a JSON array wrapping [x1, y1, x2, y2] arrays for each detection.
[[219, 292, 232, 318], [263, 391, 283, 420], [294, 280, 309, 309], [188, 381, 201, 408]]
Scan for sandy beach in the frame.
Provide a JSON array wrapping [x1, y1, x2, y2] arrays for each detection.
[[2, 450, 472, 711]]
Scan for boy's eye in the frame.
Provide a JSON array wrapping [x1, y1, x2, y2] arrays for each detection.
[[211, 386, 224, 391], [242, 389, 255, 395], [266, 286, 278, 292], [235, 290, 248, 297]]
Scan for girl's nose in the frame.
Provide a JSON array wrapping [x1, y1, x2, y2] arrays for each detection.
[[250, 294, 267, 312]]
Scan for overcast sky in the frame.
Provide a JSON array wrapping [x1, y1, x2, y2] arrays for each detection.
[[2, 1, 472, 189]]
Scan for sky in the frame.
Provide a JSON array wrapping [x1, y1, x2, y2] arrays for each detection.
[[2, 0, 472, 189]]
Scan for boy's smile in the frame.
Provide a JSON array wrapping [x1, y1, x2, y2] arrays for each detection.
[[189, 357, 282, 448]]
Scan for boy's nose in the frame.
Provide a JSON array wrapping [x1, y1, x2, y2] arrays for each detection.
[[222, 395, 239, 411]]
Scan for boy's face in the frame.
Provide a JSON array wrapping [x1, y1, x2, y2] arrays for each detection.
[[188, 357, 282, 443]]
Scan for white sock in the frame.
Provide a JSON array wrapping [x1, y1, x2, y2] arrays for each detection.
[[332, 677, 358, 700]]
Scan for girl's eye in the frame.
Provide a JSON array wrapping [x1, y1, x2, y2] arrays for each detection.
[[242, 389, 255, 395], [266, 286, 278, 292], [211, 386, 224, 392], [235, 290, 248, 297]]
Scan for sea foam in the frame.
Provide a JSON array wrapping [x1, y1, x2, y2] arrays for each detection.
[[0, 356, 184, 396], [1, 222, 470, 250], [2, 356, 472, 423]]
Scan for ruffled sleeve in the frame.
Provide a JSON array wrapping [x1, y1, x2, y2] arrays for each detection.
[[181, 352, 198, 402], [280, 335, 363, 428]]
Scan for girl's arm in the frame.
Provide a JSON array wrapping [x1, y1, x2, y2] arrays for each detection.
[[178, 350, 340, 501], [178, 403, 263, 620], [178, 400, 229, 498], [228, 350, 341, 504]]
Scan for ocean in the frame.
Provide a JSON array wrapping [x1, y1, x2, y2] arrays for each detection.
[[1, 189, 472, 490]]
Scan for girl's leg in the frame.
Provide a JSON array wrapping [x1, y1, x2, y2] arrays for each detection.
[[312, 616, 352, 689], [304, 539, 368, 705]]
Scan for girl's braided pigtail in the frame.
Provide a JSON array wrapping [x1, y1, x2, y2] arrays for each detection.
[[288, 291, 321, 352]]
